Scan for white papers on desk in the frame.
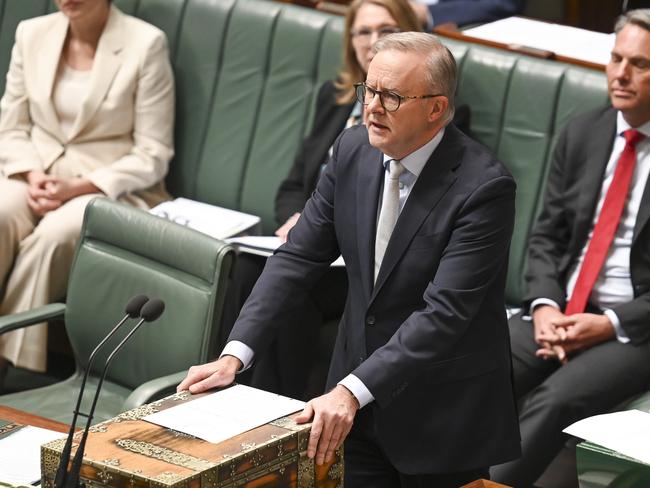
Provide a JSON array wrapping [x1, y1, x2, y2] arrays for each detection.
[[0, 426, 64, 485], [150, 198, 261, 240], [463, 17, 615, 66], [564, 410, 650, 465], [143, 385, 305, 444], [227, 235, 345, 267]]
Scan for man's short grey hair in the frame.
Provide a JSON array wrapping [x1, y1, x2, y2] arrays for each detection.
[[615, 9, 650, 33], [372, 32, 456, 124]]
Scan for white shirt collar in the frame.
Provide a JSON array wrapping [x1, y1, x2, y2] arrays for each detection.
[[617, 111, 650, 138], [382, 127, 446, 176]]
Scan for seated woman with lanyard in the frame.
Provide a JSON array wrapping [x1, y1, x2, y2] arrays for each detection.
[[0, 0, 174, 382]]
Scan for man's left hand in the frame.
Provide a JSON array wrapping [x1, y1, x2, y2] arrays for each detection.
[[295, 385, 359, 465], [537, 313, 616, 358]]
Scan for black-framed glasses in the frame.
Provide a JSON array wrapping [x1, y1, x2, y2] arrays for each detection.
[[354, 83, 442, 112], [350, 26, 401, 45]]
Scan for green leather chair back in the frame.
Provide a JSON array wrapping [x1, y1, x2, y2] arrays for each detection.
[[66, 198, 234, 390], [445, 39, 609, 305]]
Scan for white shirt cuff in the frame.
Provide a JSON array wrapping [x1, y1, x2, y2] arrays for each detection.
[[527, 298, 561, 320], [604, 309, 630, 344], [221, 341, 255, 372], [338, 374, 374, 408]]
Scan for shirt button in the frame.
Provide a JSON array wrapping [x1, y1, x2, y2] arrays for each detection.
[[366, 315, 376, 326]]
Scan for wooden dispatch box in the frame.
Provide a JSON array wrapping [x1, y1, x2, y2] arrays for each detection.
[[40, 391, 343, 487]]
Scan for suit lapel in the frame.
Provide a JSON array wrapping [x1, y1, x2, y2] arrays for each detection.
[[68, 5, 123, 140], [37, 13, 68, 141], [356, 144, 384, 303], [572, 109, 617, 252], [370, 127, 461, 302], [633, 159, 650, 244]]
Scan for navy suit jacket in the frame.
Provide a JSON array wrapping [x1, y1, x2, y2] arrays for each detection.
[[428, 0, 525, 26], [230, 124, 521, 472]]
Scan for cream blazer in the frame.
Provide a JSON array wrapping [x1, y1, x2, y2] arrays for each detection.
[[0, 5, 174, 207]]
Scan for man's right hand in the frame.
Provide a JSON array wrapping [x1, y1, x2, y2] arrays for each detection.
[[532, 305, 567, 363], [176, 355, 242, 394], [275, 212, 301, 242]]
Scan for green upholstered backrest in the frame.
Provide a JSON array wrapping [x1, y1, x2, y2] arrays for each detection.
[[0, 0, 343, 235], [445, 39, 609, 305], [65, 198, 234, 390], [160, 0, 343, 232]]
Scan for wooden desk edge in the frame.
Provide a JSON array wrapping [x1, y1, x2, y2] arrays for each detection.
[[434, 27, 606, 72], [0, 405, 69, 434]]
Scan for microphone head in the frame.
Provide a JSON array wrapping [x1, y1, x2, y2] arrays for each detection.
[[140, 298, 165, 322], [124, 294, 149, 318]]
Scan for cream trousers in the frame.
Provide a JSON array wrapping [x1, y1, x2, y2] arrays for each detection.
[[0, 177, 100, 372]]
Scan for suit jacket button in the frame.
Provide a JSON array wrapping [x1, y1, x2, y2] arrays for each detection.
[[366, 315, 376, 326]]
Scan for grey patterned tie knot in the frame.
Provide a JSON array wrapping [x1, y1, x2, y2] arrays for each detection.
[[374, 160, 405, 282]]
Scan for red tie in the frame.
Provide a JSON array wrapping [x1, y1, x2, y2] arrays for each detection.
[[565, 129, 645, 315]]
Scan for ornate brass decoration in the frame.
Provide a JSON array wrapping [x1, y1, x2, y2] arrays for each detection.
[[248, 450, 265, 467], [116, 438, 216, 471], [277, 442, 285, 458], [97, 470, 113, 484], [0, 422, 19, 436], [297, 453, 315, 488], [170, 391, 191, 401], [89, 424, 108, 433], [270, 416, 304, 431], [328, 458, 343, 482], [153, 471, 183, 482], [41, 447, 63, 481], [114, 404, 159, 422], [240, 441, 256, 451], [102, 458, 120, 466]]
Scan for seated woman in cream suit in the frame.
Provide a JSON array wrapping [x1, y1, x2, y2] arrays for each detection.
[[0, 0, 174, 376]]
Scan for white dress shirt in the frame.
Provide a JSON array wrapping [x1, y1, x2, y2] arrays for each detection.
[[530, 112, 650, 343]]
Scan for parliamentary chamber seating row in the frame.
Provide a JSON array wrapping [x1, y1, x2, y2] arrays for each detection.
[[1, 0, 648, 421]]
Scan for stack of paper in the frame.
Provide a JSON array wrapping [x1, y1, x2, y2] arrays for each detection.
[[463, 17, 615, 66], [0, 426, 64, 485], [227, 236, 345, 266], [564, 410, 650, 465], [144, 384, 305, 444], [150, 198, 261, 239]]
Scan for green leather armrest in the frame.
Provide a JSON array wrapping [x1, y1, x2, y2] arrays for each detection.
[[121, 370, 189, 411], [0, 303, 66, 335]]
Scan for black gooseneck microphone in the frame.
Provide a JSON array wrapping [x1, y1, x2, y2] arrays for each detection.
[[53, 294, 149, 488], [63, 298, 166, 488]]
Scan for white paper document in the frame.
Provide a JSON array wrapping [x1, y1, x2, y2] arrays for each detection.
[[563, 410, 650, 465], [0, 426, 65, 484], [144, 385, 306, 444], [227, 235, 345, 266], [464, 17, 615, 66], [150, 198, 261, 239]]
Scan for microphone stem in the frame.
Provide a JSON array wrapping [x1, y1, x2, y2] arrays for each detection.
[[67, 318, 147, 486], [54, 313, 131, 488]]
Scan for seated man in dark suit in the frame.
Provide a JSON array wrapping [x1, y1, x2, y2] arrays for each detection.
[[410, 0, 525, 29], [491, 9, 650, 488], [179, 32, 519, 487]]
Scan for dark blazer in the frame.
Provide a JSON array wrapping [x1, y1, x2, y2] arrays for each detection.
[[428, 0, 525, 27], [524, 107, 650, 345], [274, 80, 354, 225], [231, 123, 520, 472]]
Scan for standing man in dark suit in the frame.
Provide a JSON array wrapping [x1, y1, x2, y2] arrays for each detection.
[[491, 9, 650, 488], [179, 32, 520, 487]]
